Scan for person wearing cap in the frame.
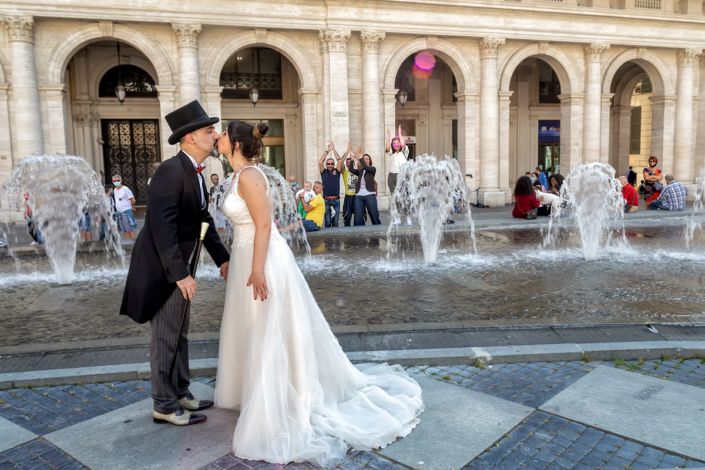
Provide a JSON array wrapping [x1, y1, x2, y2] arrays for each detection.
[[120, 100, 230, 426], [648, 174, 687, 211]]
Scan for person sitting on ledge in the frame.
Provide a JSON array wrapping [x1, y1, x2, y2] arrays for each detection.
[[619, 176, 639, 213], [648, 174, 687, 211], [512, 175, 541, 219]]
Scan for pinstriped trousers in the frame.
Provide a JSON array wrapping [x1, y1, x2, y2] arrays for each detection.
[[150, 287, 191, 413]]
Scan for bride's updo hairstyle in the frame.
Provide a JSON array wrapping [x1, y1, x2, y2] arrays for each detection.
[[227, 120, 269, 161]]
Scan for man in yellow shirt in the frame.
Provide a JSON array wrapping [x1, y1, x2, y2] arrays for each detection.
[[300, 181, 325, 232]]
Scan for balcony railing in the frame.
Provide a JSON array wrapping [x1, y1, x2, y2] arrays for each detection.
[[512, 0, 702, 15]]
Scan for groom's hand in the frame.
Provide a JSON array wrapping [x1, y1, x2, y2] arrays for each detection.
[[220, 261, 229, 281], [176, 275, 197, 300]]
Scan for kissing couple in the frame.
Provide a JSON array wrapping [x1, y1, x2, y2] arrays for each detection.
[[120, 100, 423, 466]]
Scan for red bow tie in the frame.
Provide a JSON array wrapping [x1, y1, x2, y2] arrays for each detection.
[[195, 165, 205, 174]]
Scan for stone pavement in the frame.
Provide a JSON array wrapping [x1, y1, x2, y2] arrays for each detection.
[[1, 358, 705, 469]]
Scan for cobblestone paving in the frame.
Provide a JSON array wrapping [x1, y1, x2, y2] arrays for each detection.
[[410, 361, 599, 408], [2, 362, 705, 469], [462, 411, 705, 470], [0, 438, 87, 469]]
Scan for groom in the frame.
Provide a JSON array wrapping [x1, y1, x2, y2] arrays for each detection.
[[120, 100, 230, 426]]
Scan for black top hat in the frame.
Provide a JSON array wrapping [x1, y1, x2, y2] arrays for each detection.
[[165, 100, 219, 145]]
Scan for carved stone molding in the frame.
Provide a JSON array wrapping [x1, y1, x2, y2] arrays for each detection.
[[584, 43, 610, 63], [5, 16, 34, 43], [360, 31, 385, 54], [479, 37, 505, 59], [677, 48, 702, 66], [319, 30, 350, 53], [172, 24, 201, 48]]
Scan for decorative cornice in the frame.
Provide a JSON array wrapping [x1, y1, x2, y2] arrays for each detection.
[[677, 48, 702, 66], [360, 31, 385, 54], [584, 43, 610, 62], [4, 16, 34, 43], [172, 23, 201, 48], [319, 30, 350, 53], [479, 37, 505, 59]]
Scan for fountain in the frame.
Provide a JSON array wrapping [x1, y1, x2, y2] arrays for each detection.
[[387, 154, 476, 264], [685, 165, 705, 248], [543, 162, 627, 260], [216, 164, 309, 255], [0, 155, 123, 284]]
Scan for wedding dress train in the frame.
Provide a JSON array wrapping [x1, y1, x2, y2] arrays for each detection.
[[214, 166, 423, 466]]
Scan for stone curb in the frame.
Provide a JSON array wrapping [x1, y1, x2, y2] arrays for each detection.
[[1, 340, 704, 390]]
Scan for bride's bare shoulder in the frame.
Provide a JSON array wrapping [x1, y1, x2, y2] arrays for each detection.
[[237, 166, 268, 194]]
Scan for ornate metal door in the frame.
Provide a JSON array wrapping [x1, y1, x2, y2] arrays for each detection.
[[101, 119, 160, 204]]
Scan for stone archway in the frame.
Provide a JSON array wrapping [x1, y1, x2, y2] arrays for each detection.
[[603, 49, 674, 175], [499, 43, 581, 187], [381, 37, 477, 178]]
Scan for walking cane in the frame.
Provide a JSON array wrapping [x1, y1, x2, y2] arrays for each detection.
[[168, 221, 210, 379]]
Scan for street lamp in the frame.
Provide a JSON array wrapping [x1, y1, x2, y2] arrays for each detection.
[[115, 42, 126, 105], [249, 87, 259, 107], [397, 89, 408, 107]]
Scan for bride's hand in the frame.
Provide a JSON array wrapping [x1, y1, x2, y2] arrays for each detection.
[[247, 271, 268, 301]]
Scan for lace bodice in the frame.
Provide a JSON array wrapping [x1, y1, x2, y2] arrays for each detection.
[[222, 166, 280, 247]]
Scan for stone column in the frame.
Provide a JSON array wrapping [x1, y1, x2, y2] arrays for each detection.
[[5, 16, 43, 159], [299, 89, 320, 184], [0, 84, 12, 182], [157, 85, 178, 160], [39, 85, 68, 155], [455, 92, 479, 189], [172, 24, 202, 105], [674, 48, 701, 183], [600, 93, 613, 163], [202, 85, 224, 132], [498, 91, 513, 196], [582, 43, 609, 163], [360, 31, 385, 164], [319, 30, 350, 147], [650, 95, 677, 176], [478, 37, 505, 207], [379, 87, 398, 195], [559, 93, 584, 175]]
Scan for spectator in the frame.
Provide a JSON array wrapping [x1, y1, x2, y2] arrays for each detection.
[[341, 147, 359, 227], [626, 166, 637, 187], [79, 209, 93, 243], [351, 153, 381, 226], [295, 181, 315, 219], [286, 175, 301, 193], [619, 175, 639, 213], [535, 166, 549, 191], [548, 173, 564, 196], [23, 192, 43, 245], [112, 174, 138, 239], [319, 142, 343, 228], [512, 175, 541, 219], [300, 181, 325, 232], [642, 155, 663, 202], [533, 180, 559, 216], [648, 174, 687, 211], [385, 126, 409, 195]]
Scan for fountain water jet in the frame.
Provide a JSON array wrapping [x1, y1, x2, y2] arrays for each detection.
[[0, 155, 123, 284], [544, 162, 627, 260], [387, 154, 476, 264], [685, 165, 705, 248]]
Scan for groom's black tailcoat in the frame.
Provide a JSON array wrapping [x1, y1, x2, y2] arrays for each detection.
[[120, 151, 230, 324]]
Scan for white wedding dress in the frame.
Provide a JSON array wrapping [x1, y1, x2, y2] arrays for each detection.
[[214, 166, 423, 466]]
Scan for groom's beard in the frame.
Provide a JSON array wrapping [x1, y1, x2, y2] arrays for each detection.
[[210, 145, 220, 158]]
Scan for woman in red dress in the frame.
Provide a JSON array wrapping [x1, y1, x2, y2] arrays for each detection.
[[512, 175, 541, 219]]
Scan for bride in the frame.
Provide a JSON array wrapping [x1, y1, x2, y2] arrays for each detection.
[[213, 120, 424, 466]]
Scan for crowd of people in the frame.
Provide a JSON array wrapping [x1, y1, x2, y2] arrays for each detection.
[[511, 155, 688, 220]]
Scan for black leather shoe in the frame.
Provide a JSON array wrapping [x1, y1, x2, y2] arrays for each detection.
[[152, 409, 207, 426], [179, 397, 214, 411]]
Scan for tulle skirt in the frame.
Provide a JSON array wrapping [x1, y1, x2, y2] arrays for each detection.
[[214, 233, 423, 466]]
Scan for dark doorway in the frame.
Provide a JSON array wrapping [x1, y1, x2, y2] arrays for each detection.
[[101, 119, 160, 204]]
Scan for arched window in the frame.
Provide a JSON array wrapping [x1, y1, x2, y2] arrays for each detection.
[[99, 65, 158, 98], [220, 48, 283, 100]]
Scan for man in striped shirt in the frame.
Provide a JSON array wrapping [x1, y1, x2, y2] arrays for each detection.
[[648, 174, 687, 211]]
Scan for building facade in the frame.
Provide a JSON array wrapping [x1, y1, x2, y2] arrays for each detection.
[[0, 0, 704, 206]]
